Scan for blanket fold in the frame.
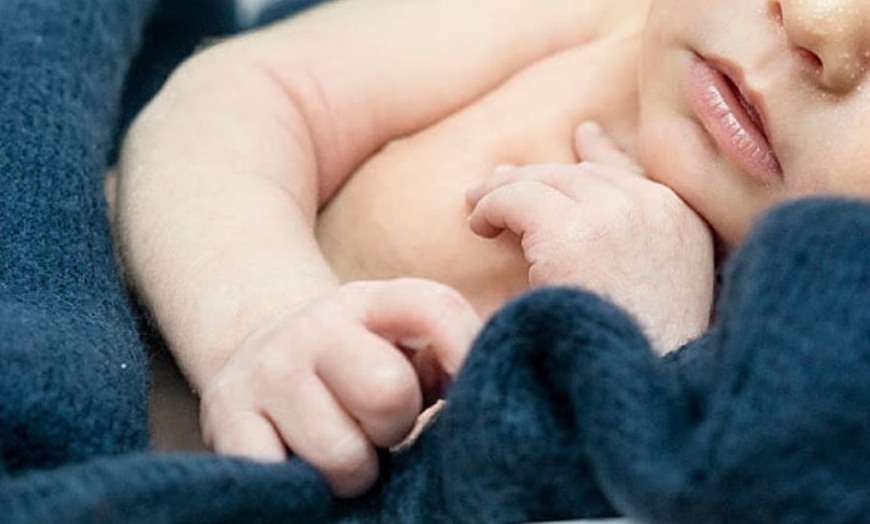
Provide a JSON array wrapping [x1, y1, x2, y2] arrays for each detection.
[[369, 198, 870, 523], [3, 453, 330, 524]]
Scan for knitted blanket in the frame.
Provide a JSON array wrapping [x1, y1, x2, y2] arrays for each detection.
[[2, 0, 869, 522]]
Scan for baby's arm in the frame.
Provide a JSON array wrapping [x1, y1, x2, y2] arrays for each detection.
[[467, 123, 715, 352], [114, 0, 597, 496]]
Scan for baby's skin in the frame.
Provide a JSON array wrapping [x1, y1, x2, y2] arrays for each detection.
[[115, 0, 714, 497], [318, 30, 642, 319]]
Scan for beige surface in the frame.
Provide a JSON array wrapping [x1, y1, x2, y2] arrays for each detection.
[[148, 346, 206, 452]]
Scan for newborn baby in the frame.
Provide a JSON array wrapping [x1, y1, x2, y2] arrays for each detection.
[[116, 0, 770, 496]]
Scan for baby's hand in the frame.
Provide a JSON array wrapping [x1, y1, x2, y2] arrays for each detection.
[[466, 122, 714, 352], [198, 278, 481, 497]]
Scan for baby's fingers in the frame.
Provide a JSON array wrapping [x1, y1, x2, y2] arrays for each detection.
[[465, 163, 517, 206], [315, 327, 423, 448], [263, 374, 379, 498], [340, 279, 481, 376], [574, 121, 642, 173], [466, 163, 585, 209], [201, 369, 378, 498], [200, 404, 286, 462], [467, 180, 573, 239]]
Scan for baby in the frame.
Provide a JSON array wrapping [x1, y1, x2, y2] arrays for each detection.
[[112, 0, 870, 498]]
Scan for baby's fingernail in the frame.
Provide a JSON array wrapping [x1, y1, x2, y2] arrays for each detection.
[[577, 121, 602, 135], [494, 163, 516, 174], [465, 183, 486, 205], [397, 336, 430, 352]]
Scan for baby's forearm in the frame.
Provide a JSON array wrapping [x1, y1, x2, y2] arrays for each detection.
[[115, 52, 338, 391]]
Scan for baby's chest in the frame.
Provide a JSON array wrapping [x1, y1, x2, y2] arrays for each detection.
[[316, 35, 641, 317], [360, 28, 642, 190]]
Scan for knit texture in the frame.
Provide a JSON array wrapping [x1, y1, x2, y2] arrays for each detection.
[[3, 0, 870, 522], [0, 0, 157, 472]]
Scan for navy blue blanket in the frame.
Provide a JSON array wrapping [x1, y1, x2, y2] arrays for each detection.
[[3, 0, 870, 522]]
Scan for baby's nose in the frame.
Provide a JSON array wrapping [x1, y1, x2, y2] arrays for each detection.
[[772, 0, 870, 92]]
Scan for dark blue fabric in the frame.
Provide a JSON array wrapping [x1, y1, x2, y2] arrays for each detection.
[[3, 0, 870, 522], [114, 0, 238, 157], [0, 0, 156, 471], [254, 0, 331, 27], [0, 0, 332, 522]]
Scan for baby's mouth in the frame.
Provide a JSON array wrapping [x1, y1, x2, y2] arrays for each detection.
[[727, 74, 767, 141], [687, 54, 782, 183]]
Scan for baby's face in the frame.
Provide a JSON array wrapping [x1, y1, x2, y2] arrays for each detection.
[[638, 0, 870, 250]]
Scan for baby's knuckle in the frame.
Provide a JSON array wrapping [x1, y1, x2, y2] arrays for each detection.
[[199, 382, 239, 444], [426, 282, 470, 312], [252, 361, 280, 387], [339, 280, 378, 298], [609, 190, 639, 217], [318, 437, 371, 479], [395, 278, 467, 314], [200, 378, 234, 416], [366, 364, 419, 416], [643, 183, 684, 213], [575, 161, 598, 176]]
